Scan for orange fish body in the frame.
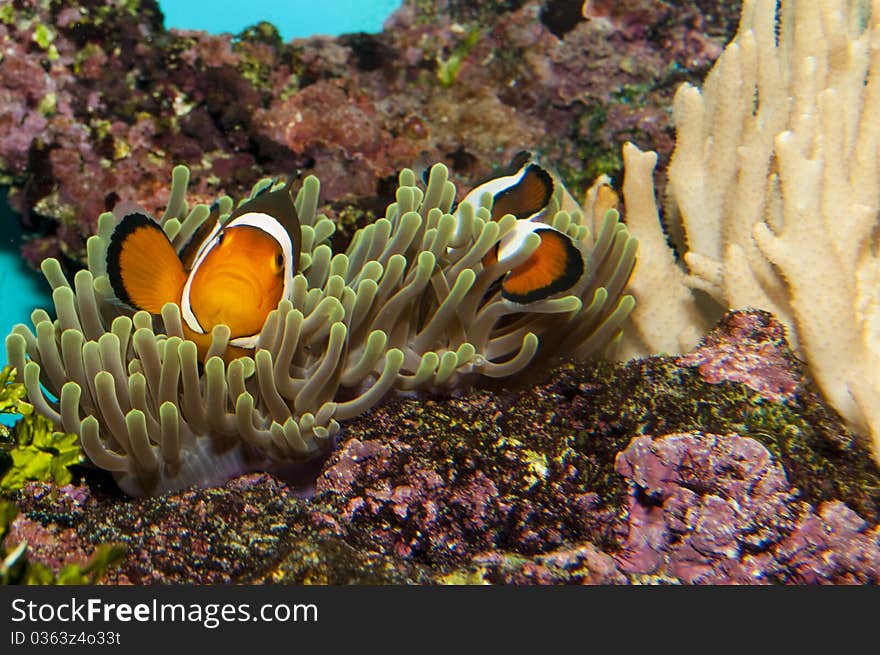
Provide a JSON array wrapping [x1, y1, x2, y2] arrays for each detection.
[[106, 180, 301, 363]]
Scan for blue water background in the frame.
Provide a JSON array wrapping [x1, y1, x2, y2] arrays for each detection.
[[160, 0, 403, 40], [0, 192, 53, 426], [0, 1, 403, 425]]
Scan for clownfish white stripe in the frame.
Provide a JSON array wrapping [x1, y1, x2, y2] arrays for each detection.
[[496, 219, 545, 264], [180, 210, 295, 336], [458, 170, 532, 211], [106, 176, 302, 363], [181, 219, 223, 274]]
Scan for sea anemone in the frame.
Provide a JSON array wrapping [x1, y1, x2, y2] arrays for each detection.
[[6, 163, 637, 496]]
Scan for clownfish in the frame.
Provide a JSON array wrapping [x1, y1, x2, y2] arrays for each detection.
[[456, 151, 585, 304], [105, 179, 301, 362]]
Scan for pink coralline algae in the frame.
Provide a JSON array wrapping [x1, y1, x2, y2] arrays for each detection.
[[255, 80, 423, 200], [1, 0, 737, 268], [5, 515, 94, 573], [317, 429, 521, 558], [763, 501, 880, 584], [677, 311, 802, 403], [614, 433, 880, 584]]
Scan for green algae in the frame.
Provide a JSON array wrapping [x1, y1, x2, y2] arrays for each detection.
[[0, 414, 83, 493], [235, 21, 283, 49], [437, 566, 493, 585], [553, 82, 658, 191], [332, 204, 376, 249], [0, 366, 30, 418], [32, 23, 54, 49], [611, 82, 654, 105], [231, 21, 303, 101], [257, 534, 432, 584], [233, 22, 284, 94], [553, 107, 623, 194], [521, 449, 549, 489], [37, 92, 57, 117], [72, 43, 106, 75], [32, 191, 78, 228], [437, 28, 482, 87], [0, 366, 83, 493]]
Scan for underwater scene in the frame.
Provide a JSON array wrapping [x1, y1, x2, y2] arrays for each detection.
[[0, 0, 878, 585]]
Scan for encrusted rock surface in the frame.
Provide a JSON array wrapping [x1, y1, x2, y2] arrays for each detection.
[[1, 0, 739, 266], [5, 310, 879, 584]]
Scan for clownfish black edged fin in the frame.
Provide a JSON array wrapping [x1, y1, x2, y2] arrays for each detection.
[[491, 164, 555, 221], [106, 212, 187, 314], [501, 228, 584, 304]]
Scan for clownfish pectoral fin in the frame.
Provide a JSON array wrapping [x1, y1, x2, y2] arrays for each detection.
[[106, 212, 187, 314], [501, 228, 584, 304]]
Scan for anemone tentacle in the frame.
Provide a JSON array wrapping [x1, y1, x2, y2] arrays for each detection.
[[6, 162, 637, 496]]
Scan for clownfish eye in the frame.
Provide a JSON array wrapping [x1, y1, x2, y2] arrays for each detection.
[[270, 252, 284, 274]]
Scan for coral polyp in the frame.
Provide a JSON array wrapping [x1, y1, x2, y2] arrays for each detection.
[[5, 163, 636, 496]]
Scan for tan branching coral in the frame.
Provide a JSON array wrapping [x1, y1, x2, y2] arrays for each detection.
[[621, 0, 880, 464], [6, 163, 636, 495]]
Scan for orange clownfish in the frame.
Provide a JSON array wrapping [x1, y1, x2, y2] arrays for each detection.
[[106, 179, 301, 362], [456, 151, 585, 304]]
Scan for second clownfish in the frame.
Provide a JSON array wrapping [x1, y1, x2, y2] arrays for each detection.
[[456, 151, 585, 304], [105, 179, 301, 362]]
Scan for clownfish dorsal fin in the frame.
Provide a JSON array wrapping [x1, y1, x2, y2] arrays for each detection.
[[467, 151, 532, 188], [501, 228, 584, 304], [179, 202, 223, 270], [498, 150, 533, 177], [456, 151, 555, 222], [490, 162, 554, 222], [105, 212, 188, 314]]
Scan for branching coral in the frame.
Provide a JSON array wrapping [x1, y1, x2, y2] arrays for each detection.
[[620, 0, 880, 465], [5, 163, 636, 496]]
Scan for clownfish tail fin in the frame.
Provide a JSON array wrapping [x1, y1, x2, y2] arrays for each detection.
[[106, 212, 187, 314]]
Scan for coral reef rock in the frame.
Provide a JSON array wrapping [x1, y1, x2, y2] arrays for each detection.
[[5, 309, 878, 584], [1, 0, 737, 267]]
